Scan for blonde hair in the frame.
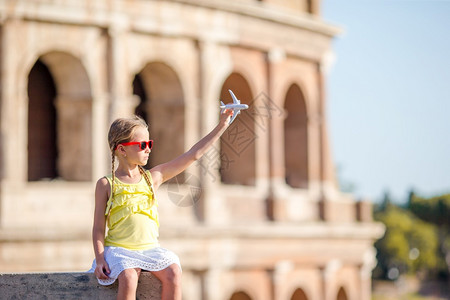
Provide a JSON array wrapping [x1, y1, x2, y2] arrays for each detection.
[[108, 115, 153, 199]]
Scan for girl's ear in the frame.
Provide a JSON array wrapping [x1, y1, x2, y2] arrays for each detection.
[[116, 145, 126, 156]]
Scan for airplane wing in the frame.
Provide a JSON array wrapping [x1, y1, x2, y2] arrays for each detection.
[[228, 89, 240, 104], [229, 110, 239, 124]]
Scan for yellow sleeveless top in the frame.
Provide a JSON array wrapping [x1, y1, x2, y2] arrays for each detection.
[[104, 171, 160, 250]]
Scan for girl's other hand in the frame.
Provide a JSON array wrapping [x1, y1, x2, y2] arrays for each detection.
[[94, 260, 111, 280]]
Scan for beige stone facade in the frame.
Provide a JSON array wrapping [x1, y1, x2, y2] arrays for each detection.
[[0, 1, 384, 299]]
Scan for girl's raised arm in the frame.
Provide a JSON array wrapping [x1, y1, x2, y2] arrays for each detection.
[[150, 109, 233, 190]]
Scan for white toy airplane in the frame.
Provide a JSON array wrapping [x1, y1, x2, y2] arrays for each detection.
[[220, 89, 249, 124]]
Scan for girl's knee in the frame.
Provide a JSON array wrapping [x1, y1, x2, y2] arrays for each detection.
[[118, 268, 140, 286], [162, 264, 182, 285]]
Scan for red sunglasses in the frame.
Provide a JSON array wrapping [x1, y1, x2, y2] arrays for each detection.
[[115, 140, 153, 151]]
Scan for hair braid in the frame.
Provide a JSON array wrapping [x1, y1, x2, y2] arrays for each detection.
[[111, 150, 116, 199], [138, 165, 154, 205]]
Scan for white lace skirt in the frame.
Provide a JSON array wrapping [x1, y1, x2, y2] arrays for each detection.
[[88, 246, 181, 285]]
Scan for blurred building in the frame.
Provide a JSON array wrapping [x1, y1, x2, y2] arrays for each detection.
[[0, 1, 384, 299]]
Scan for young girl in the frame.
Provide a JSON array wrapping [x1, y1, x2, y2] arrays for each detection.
[[90, 109, 233, 300]]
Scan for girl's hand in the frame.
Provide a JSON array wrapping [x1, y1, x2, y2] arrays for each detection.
[[94, 260, 111, 280], [219, 108, 233, 127]]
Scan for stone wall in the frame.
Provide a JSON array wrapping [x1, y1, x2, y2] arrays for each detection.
[[0, 272, 161, 299]]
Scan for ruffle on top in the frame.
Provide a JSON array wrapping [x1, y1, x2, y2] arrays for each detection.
[[108, 197, 159, 228], [104, 172, 159, 228]]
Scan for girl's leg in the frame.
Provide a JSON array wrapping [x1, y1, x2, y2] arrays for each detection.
[[117, 268, 141, 300], [152, 264, 182, 300]]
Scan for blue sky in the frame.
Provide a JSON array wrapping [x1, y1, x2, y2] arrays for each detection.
[[322, 0, 450, 202]]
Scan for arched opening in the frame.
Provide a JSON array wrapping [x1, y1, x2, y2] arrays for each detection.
[[307, 0, 313, 13], [27, 52, 92, 181], [133, 73, 148, 122], [284, 84, 308, 188], [219, 72, 256, 186], [133, 62, 185, 173], [337, 287, 348, 300], [27, 59, 58, 181], [291, 288, 308, 300], [230, 291, 252, 300]]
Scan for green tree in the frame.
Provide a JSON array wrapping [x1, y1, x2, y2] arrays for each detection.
[[374, 204, 439, 279], [374, 190, 395, 213], [408, 193, 450, 278], [408, 193, 450, 227]]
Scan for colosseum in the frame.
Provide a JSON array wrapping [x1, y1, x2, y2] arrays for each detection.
[[0, 1, 384, 299]]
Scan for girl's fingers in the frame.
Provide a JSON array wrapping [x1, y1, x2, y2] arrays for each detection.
[[97, 270, 108, 279], [95, 263, 110, 279]]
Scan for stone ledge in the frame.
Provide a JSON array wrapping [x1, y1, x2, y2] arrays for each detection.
[[0, 272, 161, 299]]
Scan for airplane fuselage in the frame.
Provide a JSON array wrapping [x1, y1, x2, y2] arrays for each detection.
[[220, 104, 249, 110]]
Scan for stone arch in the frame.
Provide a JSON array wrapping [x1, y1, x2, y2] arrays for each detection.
[[132, 61, 185, 172], [337, 287, 348, 300], [284, 83, 308, 188], [27, 51, 92, 181], [291, 288, 309, 300], [229, 291, 252, 300], [219, 72, 256, 186]]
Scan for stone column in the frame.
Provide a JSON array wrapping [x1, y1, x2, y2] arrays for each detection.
[[272, 260, 295, 300], [317, 59, 341, 220], [202, 268, 222, 300], [360, 247, 377, 300], [196, 40, 232, 225], [266, 49, 289, 222], [322, 259, 342, 300], [319, 54, 339, 185], [310, 0, 321, 15], [106, 21, 137, 121], [91, 92, 110, 180], [0, 18, 28, 185], [0, 19, 27, 229]]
